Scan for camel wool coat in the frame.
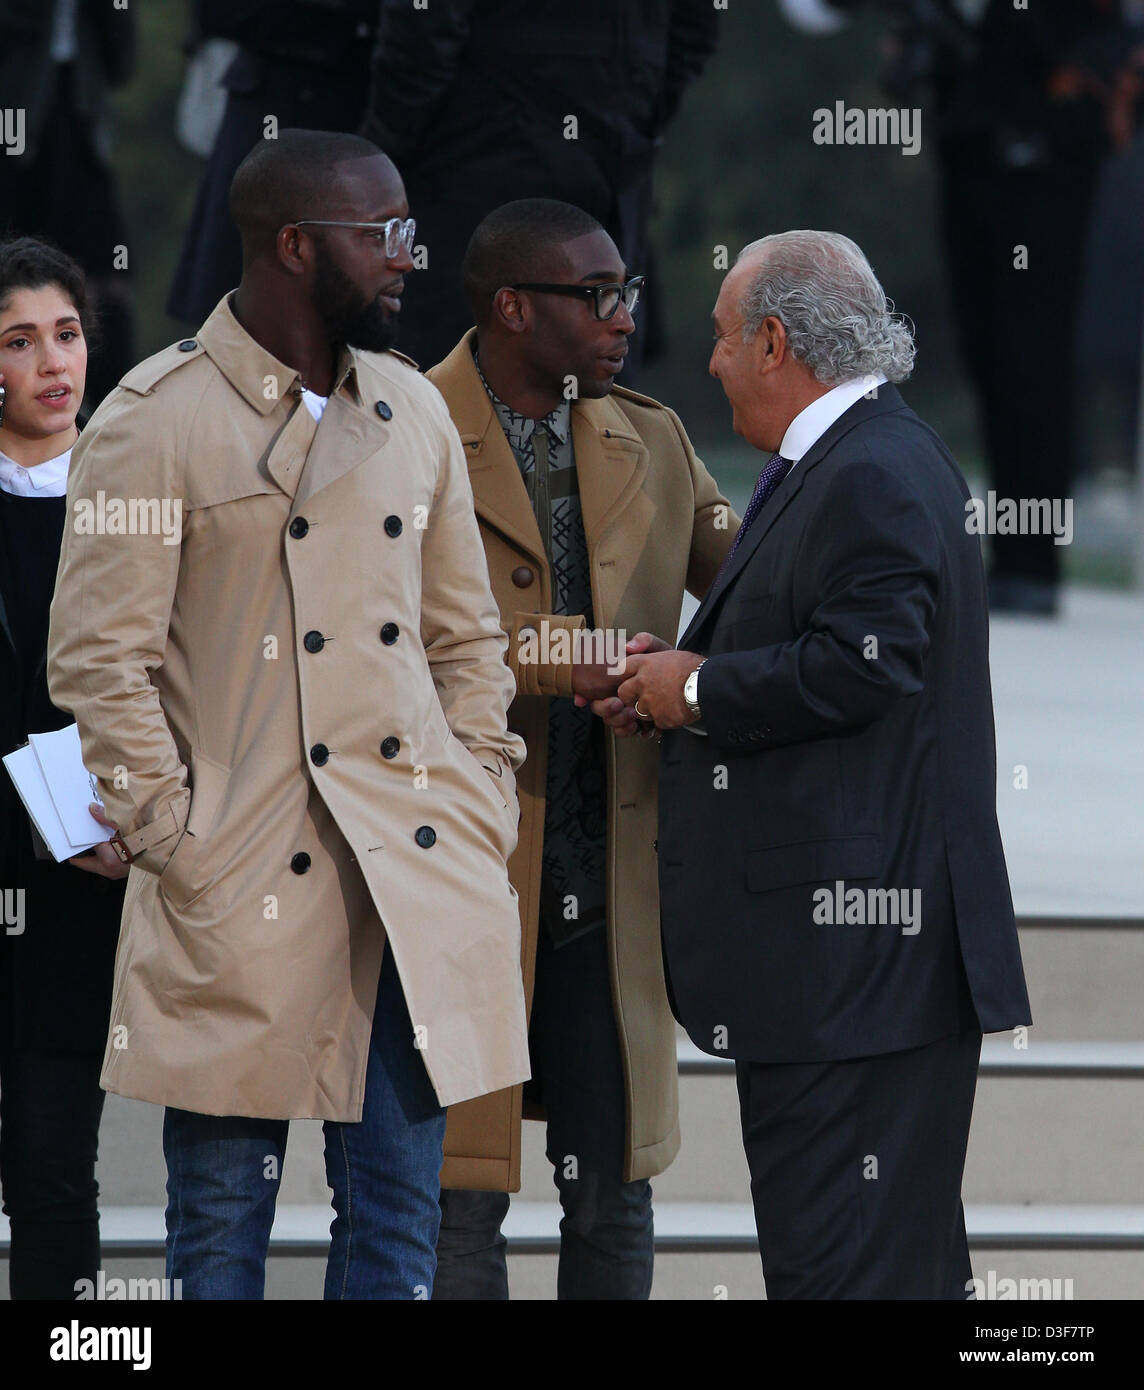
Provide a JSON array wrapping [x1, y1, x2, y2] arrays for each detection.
[[47, 296, 530, 1119], [427, 331, 736, 1189]]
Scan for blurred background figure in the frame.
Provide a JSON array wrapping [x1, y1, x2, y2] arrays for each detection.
[[796, 0, 1144, 615], [0, 0, 138, 410], [166, 0, 378, 324], [0, 237, 126, 1300], [359, 0, 720, 378]]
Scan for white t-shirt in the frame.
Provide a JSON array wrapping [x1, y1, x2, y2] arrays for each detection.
[[301, 389, 329, 422]]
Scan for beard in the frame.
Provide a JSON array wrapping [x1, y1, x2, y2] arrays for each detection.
[[311, 243, 399, 353]]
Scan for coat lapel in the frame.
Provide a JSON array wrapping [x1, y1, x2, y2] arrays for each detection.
[[292, 392, 382, 509], [0, 582, 14, 663], [679, 385, 906, 650], [573, 395, 649, 549], [427, 332, 546, 568]]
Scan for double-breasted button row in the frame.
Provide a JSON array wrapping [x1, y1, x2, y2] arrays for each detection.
[[292, 515, 402, 541]]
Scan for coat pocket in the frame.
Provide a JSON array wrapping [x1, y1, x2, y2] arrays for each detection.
[[445, 731, 518, 859], [746, 834, 882, 893], [159, 751, 232, 910]]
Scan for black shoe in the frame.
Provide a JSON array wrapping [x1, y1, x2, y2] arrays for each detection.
[[987, 573, 1059, 617]]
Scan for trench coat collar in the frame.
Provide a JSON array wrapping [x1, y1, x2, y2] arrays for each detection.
[[197, 293, 363, 417], [430, 329, 649, 564]]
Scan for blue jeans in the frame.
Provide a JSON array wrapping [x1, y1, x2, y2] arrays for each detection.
[[163, 946, 445, 1299]]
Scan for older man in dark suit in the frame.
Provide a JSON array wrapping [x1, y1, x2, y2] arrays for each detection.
[[605, 230, 1032, 1299]]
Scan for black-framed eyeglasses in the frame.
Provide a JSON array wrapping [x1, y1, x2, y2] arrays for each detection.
[[292, 218, 416, 258], [509, 276, 645, 321]]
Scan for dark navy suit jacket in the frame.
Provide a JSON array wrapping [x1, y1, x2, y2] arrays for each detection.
[[658, 384, 1032, 1063]]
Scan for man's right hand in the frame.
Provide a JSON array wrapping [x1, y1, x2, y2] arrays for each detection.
[[576, 631, 675, 736]]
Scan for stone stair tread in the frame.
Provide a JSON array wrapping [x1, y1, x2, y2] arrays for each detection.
[[6, 1202, 1144, 1254]]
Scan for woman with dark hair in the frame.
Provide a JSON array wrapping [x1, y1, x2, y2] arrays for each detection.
[[0, 236, 127, 1299]]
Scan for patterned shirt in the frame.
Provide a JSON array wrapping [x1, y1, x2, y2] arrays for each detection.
[[475, 347, 607, 947]]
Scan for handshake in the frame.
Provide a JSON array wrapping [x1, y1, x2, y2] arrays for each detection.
[[569, 631, 706, 735]]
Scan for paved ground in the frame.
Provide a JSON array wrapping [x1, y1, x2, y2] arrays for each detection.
[[988, 587, 1144, 917]]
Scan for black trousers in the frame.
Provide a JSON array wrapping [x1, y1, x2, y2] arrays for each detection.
[[939, 146, 1101, 586], [0, 1046, 106, 1299], [735, 1027, 982, 1300], [433, 924, 654, 1300]]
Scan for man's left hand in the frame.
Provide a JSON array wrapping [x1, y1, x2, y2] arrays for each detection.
[[617, 650, 705, 730]]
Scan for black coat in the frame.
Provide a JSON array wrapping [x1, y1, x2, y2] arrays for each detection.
[[0, 496, 123, 1056], [361, 0, 720, 370], [657, 386, 1031, 1064], [0, 0, 136, 163]]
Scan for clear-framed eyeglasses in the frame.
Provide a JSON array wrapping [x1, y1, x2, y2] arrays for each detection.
[[292, 218, 417, 258], [508, 276, 645, 321]]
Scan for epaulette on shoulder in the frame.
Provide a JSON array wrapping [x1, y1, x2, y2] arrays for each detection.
[[609, 382, 666, 411], [119, 337, 207, 395], [385, 348, 420, 371]]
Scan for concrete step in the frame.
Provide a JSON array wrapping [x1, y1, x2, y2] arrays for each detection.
[[1015, 921, 1144, 1039], [5, 1246, 1137, 1300], [6, 1200, 1142, 1256], [93, 1031, 1144, 1209]]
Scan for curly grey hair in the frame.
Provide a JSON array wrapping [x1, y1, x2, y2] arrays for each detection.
[[736, 231, 915, 385]]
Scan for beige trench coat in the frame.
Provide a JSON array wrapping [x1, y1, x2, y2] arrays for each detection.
[[427, 331, 736, 1189], [48, 297, 530, 1119]]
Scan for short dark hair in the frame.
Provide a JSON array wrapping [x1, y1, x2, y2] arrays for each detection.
[[229, 128, 385, 257], [0, 236, 94, 343], [462, 199, 605, 324]]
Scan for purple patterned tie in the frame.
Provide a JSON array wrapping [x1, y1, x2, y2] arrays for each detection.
[[717, 452, 793, 581]]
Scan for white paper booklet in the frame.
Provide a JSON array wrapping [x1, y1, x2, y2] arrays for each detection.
[[2, 723, 115, 861]]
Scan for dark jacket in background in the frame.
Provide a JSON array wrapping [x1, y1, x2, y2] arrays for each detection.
[[0, 0, 136, 165], [167, 0, 378, 323], [360, 0, 720, 373], [0, 489, 123, 1057]]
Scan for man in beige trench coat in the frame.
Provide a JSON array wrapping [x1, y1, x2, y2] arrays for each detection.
[[47, 130, 530, 1300], [426, 200, 736, 1299]]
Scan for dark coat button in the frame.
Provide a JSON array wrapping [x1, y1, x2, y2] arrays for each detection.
[[303, 630, 325, 653], [384, 514, 403, 537], [310, 743, 329, 766], [415, 825, 436, 849], [380, 622, 399, 645], [289, 517, 309, 539], [511, 565, 534, 588], [177, 339, 197, 351], [375, 400, 393, 421], [290, 852, 311, 874], [380, 736, 400, 759]]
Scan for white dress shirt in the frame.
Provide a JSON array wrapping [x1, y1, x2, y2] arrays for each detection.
[[0, 446, 72, 498], [780, 373, 887, 469]]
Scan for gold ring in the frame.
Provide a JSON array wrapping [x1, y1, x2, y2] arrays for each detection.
[[634, 701, 650, 720]]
